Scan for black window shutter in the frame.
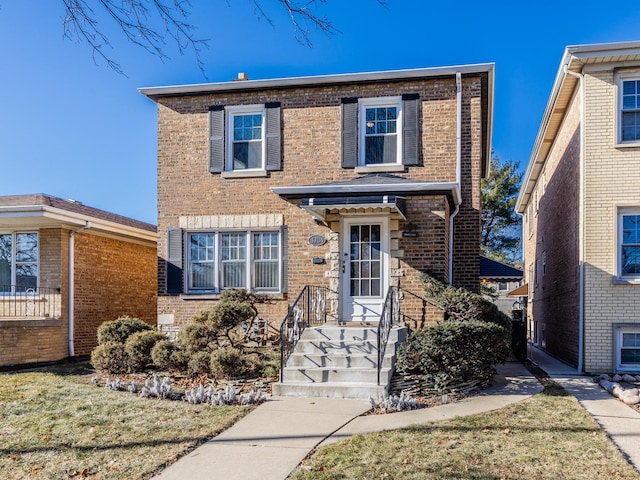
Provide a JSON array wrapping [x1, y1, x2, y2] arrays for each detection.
[[209, 106, 225, 173], [265, 102, 282, 171], [402, 94, 420, 166], [166, 228, 183, 294], [341, 98, 358, 168], [280, 225, 288, 293]]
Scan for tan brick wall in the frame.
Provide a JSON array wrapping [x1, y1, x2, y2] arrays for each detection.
[[582, 67, 640, 372], [0, 228, 68, 367], [73, 233, 157, 356], [156, 76, 485, 328]]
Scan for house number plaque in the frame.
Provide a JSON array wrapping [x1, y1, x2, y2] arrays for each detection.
[[308, 235, 326, 246]]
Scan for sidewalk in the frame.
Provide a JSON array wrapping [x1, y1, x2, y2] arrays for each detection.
[[152, 361, 540, 480], [528, 346, 640, 473]]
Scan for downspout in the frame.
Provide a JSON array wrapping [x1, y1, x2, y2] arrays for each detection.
[[448, 71, 462, 284], [68, 222, 90, 358], [564, 65, 585, 373]]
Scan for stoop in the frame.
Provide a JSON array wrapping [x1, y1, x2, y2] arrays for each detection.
[[272, 325, 407, 399]]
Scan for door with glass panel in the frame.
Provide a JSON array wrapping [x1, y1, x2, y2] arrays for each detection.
[[341, 217, 389, 323]]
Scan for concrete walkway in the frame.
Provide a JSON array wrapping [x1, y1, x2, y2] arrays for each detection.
[[152, 361, 541, 480], [528, 346, 640, 473]]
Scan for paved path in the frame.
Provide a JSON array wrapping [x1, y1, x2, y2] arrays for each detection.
[[529, 346, 640, 473], [152, 361, 541, 480]]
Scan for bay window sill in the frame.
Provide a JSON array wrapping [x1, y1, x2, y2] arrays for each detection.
[[355, 164, 405, 174], [221, 170, 268, 179]]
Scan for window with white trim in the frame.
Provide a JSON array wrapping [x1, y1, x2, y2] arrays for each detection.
[[618, 75, 640, 144], [359, 97, 402, 166], [615, 325, 640, 371], [227, 105, 265, 172], [0, 232, 38, 294], [186, 230, 281, 293], [618, 209, 640, 279]]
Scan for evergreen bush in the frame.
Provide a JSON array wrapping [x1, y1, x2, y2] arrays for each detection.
[[125, 330, 167, 371], [90, 342, 129, 374], [151, 339, 185, 371], [210, 347, 244, 378], [97, 316, 153, 345]]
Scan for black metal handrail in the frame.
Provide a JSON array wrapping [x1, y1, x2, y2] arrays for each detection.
[[0, 285, 60, 319], [279, 285, 329, 382], [377, 285, 400, 385]]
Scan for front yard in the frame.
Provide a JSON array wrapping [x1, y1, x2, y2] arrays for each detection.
[[0, 363, 250, 479], [289, 378, 640, 479]]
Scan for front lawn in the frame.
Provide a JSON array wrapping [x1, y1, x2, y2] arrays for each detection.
[[0, 364, 250, 479], [289, 379, 640, 479]]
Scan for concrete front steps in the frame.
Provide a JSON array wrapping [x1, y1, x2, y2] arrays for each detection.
[[272, 325, 407, 399]]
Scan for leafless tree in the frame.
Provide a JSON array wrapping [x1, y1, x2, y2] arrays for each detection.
[[60, 0, 357, 76]]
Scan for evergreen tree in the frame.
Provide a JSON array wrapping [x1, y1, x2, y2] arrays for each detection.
[[481, 155, 522, 263]]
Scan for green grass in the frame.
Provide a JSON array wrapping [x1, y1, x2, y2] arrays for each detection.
[[0, 364, 250, 479], [289, 381, 640, 480]]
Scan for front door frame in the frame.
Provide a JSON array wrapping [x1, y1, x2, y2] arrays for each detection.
[[340, 215, 390, 323]]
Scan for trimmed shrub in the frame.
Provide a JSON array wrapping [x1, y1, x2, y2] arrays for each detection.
[[210, 347, 244, 378], [177, 321, 218, 353], [97, 316, 153, 345], [151, 339, 186, 371], [125, 330, 167, 371], [91, 342, 129, 374], [187, 351, 212, 377], [396, 320, 510, 391]]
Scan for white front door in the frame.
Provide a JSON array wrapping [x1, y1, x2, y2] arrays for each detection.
[[341, 216, 390, 323]]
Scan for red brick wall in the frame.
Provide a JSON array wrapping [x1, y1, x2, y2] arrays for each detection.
[[73, 233, 157, 356]]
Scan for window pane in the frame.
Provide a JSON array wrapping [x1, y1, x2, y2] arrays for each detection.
[[188, 233, 216, 290], [365, 136, 397, 164], [0, 234, 11, 288], [622, 112, 640, 141], [621, 348, 640, 364], [233, 141, 262, 170], [221, 233, 246, 288], [623, 333, 640, 348], [622, 246, 640, 275], [623, 215, 640, 244], [190, 263, 216, 289], [253, 232, 279, 290], [16, 233, 37, 262]]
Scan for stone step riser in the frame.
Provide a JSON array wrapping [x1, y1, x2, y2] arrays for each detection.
[[286, 353, 393, 369], [271, 382, 386, 400], [301, 327, 405, 344], [294, 340, 378, 355], [282, 367, 392, 384]]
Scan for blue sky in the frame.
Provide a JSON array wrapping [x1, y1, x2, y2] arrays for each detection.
[[1, 1, 640, 225]]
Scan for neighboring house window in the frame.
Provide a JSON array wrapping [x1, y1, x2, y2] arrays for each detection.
[[528, 263, 534, 299], [497, 282, 508, 291], [614, 325, 640, 371], [527, 203, 534, 236], [209, 103, 282, 174], [0, 232, 38, 294], [341, 94, 420, 169], [619, 210, 640, 279], [620, 77, 640, 143], [542, 251, 546, 276], [184, 230, 282, 293]]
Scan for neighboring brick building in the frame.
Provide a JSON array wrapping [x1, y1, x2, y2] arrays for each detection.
[[517, 41, 640, 373], [140, 65, 494, 335], [0, 194, 157, 368]]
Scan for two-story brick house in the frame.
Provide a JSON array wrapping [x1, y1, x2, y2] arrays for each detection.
[[517, 41, 640, 374], [140, 64, 494, 396]]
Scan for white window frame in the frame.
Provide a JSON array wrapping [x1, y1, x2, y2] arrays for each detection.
[[225, 104, 266, 173], [358, 97, 403, 167], [616, 73, 640, 147], [0, 231, 39, 295], [617, 208, 640, 282], [185, 230, 282, 294], [614, 324, 640, 372]]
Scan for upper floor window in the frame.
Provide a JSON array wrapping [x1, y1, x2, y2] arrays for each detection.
[[342, 94, 420, 170], [360, 98, 401, 166], [618, 75, 640, 144], [228, 106, 265, 171], [619, 209, 640, 279], [209, 103, 281, 176], [0, 232, 38, 294]]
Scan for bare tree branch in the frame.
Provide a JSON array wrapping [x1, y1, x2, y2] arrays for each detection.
[[59, 1, 387, 75]]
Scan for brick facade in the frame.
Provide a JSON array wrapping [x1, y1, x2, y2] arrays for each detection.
[[0, 196, 157, 368], [519, 43, 640, 373], [148, 68, 492, 332]]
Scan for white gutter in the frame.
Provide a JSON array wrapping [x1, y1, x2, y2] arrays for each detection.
[[564, 65, 585, 373], [139, 63, 495, 99], [68, 222, 91, 358], [449, 72, 462, 284]]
